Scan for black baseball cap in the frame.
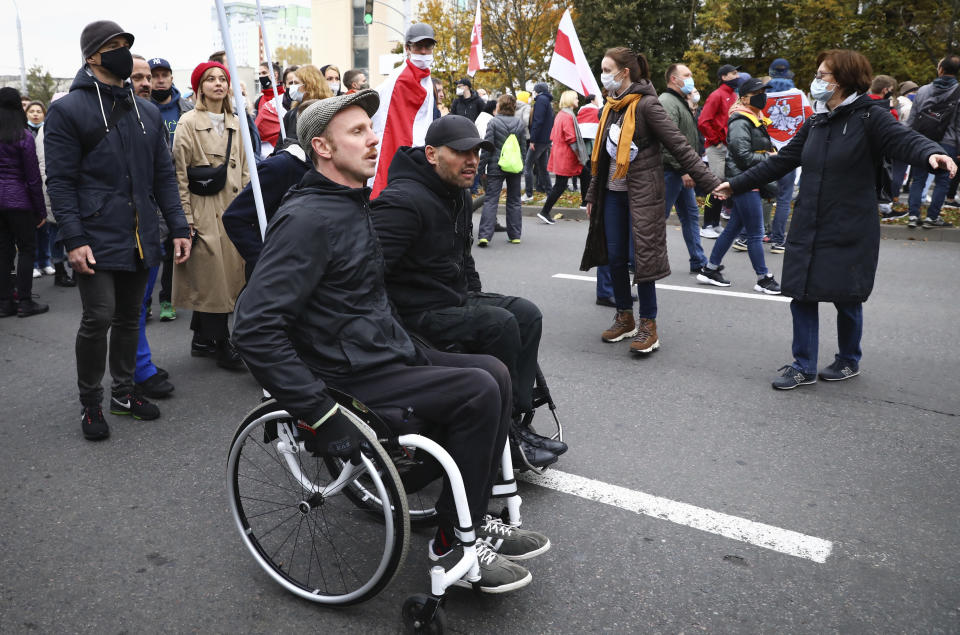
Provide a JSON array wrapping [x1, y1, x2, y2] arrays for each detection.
[[738, 78, 770, 95], [717, 64, 740, 79], [425, 115, 494, 152]]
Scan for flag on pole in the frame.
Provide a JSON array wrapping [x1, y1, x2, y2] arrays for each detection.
[[548, 9, 601, 98], [468, 2, 484, 77]]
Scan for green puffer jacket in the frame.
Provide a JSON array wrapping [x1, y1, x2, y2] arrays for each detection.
[[658, 89, 699, 172]]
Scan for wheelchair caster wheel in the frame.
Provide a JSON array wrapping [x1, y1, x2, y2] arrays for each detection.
[[401, 593, 447, 634]]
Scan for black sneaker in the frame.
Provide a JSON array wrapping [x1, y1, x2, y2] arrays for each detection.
[[135, 372, 175, 398], [191, 334, 217, 357], [907, 216, 919, 228], [696, 267, 731, 287], [110, 393, 160, 420], [536, 212, 556, 225], [772, 365, 817, 390], [943, 198, 959, 208], [17, 299, 49, 317], [595, 296, 616, 307], [732, 238, 748, 251], [514, 423, 567, 456], [754, 275, 782, 295], [770, 242, 785, 254], [922, 217, 954, 229], [81, 405, 110, 440], [510, 428, 558, 470], [880, 208, 907, 221], [0, 298, 16, 318], [818, 360, 860, 381]]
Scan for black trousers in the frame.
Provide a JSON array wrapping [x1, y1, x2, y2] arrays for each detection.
[[579, 162, 592, 206], [76, 267, 149, 405], [190, 311, 230, 341], [158, 237, 173, 304], [335, 348, 512, 528], [541, 175, 570, 217], [0, 209, 37, 301], [405, 293, 542, 415]]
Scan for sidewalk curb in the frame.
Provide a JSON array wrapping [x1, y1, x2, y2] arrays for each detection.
[[478, 203, 960, 243]]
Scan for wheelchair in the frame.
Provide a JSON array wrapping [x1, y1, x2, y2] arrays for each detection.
[[226, 389, 524, 633]]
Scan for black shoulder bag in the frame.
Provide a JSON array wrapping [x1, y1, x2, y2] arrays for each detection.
[[187, 127, 233, 196]]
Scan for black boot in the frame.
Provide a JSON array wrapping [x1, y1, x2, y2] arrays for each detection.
[[54, 262, 76, 287], [514, 421, 568, 456], [17, 298, 49, 317], [215, 339, 246, 371], [509, 426, 558, 470]]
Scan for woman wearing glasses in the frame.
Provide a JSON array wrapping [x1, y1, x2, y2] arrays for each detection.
[[713, 49, 957, 390]]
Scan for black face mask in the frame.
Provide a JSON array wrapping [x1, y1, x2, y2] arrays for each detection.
[[749, 93, 768, 110], [98, 47, 133, 81], [722, 79, 739, 90], [258, 76, 273, 90], [152, 87, 173, 103], [281, 89, 293, 110]]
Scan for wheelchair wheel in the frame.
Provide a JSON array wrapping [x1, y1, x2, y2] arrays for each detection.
[[227, 400, 409, 605]]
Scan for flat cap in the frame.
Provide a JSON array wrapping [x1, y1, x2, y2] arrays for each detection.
[[297, 89, 380, 153]]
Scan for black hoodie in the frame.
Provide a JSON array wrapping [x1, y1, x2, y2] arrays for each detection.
[[371, 146, 481, 318]]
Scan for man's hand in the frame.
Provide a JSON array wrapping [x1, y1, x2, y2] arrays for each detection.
[[297, 406, 363, 463], [586, 202, 592, 218], [929, 153, 958, 178], [173, 237, 191, 264], [529, 142, 535, 151], [681, 174, 695, 189], [68, 245, 96, 275], [712, 182, 733, 200]]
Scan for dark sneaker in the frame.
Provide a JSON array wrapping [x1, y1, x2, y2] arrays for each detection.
[[772, 365, 817, 390], [514, 423, 567, 456], [536, 212, 556, 225], [0, 299, 16, 318], [595, 296, 616, 307], [818, 360, 860, 381], [923, 217, 954, 228], [943, 198, 959, 208], [754, 275, 782, 295], [191, 334, 217, 357], [429, 540, 532, 594], [601, 310, 637, 342], [880, 208, 908, 221], [110, 393, 160, 420], [510, 428, 558, 470], [216, 340, 246, 371], [907, 216, 919, 228], [477, 515, 551, 560], [135, 372, 175, 398], [697, 267, 731, 287], [81, 405, 110, 441], [494, 222, 507, 232], [732, 238, 748, 251], [770, 242, 785, 254], [17, 299, 49, 317]]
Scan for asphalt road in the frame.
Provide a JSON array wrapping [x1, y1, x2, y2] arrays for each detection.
[[1, 216, 958, 634]]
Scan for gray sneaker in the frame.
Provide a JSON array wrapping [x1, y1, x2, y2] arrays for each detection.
[[477, 515, 551, 560], [430, 539, 533, 594]]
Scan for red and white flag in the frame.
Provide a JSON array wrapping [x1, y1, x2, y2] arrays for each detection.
[[369, 59, 435, 198], [468, 2, 484, 77], [548, 9, 601, 98]]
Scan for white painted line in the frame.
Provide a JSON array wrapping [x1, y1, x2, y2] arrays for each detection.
[[520, 469, 833, 563], [553, 273, 792, 303]]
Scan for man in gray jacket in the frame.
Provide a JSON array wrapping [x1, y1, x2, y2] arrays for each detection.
[[660, 63, 708, 272]]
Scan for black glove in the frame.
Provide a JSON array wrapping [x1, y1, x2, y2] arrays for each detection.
[[297, 407, 362, 462]]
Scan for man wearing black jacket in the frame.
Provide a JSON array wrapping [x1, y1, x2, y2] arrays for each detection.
[[371, 115, 567, 470], [449, 77, 484, 122], [232, 92, 549, 594]]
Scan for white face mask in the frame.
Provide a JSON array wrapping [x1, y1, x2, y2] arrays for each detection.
[[600, 71, 621, 93], [456, 86, 465, 96], [409, 53, 433, 70], [289, 83, 304, 102], [328, 81, 340, 93], [690, 91, 701, 104]]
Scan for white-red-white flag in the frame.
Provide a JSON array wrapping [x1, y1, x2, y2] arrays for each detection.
[[548, 9, 600, 98], [468, 2, 484, 77]]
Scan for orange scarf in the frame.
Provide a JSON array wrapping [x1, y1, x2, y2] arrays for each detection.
[[591, 93, 642, 179]]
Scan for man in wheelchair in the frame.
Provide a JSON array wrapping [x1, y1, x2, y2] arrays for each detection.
[[370, 115, 568, 470], [232, 92, 550, 594]]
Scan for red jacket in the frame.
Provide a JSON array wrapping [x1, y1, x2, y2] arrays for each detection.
[[697, 83, 737, 147], [547, 110, 584, 177], [868, 93, 898, 120]]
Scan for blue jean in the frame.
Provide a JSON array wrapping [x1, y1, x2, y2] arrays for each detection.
[[603, 190, 657, 318], [709, 190, 769, 276], [769, 169, 796, 244], [790, 300, 862, 375], [34, 223, 51, 268], [47, 223, 66, 265], [663, 169, 707, 269], [134, 265, 160, 384], [908, 143, 956, 220]]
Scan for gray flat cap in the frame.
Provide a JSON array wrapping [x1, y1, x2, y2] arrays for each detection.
[[405, 23, 435, 44], [297, 89, 380, 153]]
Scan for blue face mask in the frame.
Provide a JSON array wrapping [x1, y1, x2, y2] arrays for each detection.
[[907, 93, 916, 102], [681, 77, 695, 95], [810, 77, 836, 102]]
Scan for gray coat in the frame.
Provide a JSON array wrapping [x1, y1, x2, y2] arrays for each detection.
[[479, 114, 527, 175]]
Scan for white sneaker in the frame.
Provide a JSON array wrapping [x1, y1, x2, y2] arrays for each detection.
[[32, 268, 42, 278], [720, 209, 731, 220], [521, 194, 534, 203], [42, 265, 56, 275], [536, 212, 555, 225], [700, 225, 721, 239]]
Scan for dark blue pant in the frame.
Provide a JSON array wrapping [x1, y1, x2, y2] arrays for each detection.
[[524, 142, 552, 196], [135, 265, 160, 384], [769, 169, 796, 244], [663, 169, 707, 269], [603, 190, 657, 318], [790, 300, 863, 375], [908, 143, 957, 220], [709, 190, 769, 277], [34, 223, 51, 268]]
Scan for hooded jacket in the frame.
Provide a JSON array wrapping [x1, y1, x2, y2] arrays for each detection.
[[152, 85, 193, 147], [479, 114, 528, 174], [370, 147, 481, 317], [43, 67, 189, 270], [697, 82, 737, 147], [0, 130, 44, 219], [450, 91, 484, 122], [529, 91, 555, 144], [729, 95, 943, 303], [906, 76, 960, 147], [725, 105, 777, 197], [233, 168, 417, 424]]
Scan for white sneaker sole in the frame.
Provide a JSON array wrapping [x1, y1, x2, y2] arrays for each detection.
[[696, 273, 731, 287], [498, 539, 551, 561], [819, 369, 860, 381], [452, 570, 533, 594], [630, 339, 660, 354], [754, 284, 781, 295], [536, 213, 555, 225], [602, 327, 638, 343]]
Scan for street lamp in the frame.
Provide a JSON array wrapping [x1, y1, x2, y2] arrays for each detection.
[[12, 0, 27, 93]]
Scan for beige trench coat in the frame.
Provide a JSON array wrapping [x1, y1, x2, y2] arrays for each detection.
[[171, 109, 249, 313]]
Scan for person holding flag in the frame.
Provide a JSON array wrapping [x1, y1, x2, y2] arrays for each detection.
[[369, 23, 436, 198]]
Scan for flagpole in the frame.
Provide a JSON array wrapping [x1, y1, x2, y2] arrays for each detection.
[[215, 0, 269, 239], [256, 0, 286, 142]]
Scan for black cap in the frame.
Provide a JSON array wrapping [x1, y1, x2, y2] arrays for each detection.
[[456, 77, 472, 88], [425, 115, 494, 152], [81, 20, 134, 60], [717, 63, 740, 79], [738, 78, 770, 95]]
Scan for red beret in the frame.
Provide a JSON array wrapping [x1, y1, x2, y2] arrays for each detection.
[[191, 62, 230, 95]]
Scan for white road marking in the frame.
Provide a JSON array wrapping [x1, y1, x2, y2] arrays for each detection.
[[520, 469, 833, 563], [553, 273, 792, 303]]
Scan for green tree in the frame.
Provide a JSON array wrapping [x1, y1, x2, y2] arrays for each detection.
[[275, 45, 311, 67], [26, 64, 56, 105]]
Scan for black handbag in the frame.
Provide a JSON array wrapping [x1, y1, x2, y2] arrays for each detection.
[[187, 128, 233, 196]]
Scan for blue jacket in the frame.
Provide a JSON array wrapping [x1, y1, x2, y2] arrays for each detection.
[[529, 92, 555, 144], [223, 144, 310, 265], [152, 85, 193, 147], [44, 67, 189, 270]]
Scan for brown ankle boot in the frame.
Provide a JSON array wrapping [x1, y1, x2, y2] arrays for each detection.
[[601, 310, 637, 342], [629, 318, 660, 354]]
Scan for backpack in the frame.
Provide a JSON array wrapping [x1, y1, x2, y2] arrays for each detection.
[[911, 85, 960, 141], [498, 133, 523, 173]]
